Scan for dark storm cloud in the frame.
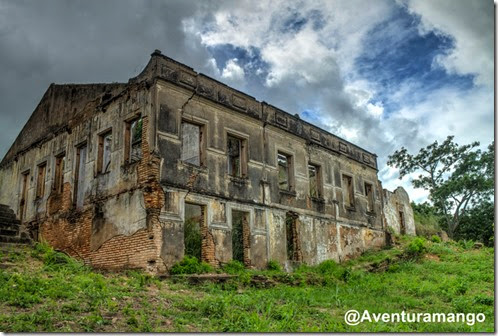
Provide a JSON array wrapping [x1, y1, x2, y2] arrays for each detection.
[[0, 0, 222, 158], [0, 0, 493, 203]]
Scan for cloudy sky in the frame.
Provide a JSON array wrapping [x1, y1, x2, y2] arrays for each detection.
[[0, 0, 494, 202]]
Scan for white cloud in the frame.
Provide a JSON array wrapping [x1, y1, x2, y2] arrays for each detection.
[[402, 0, 493, 86], [221, 58, 245, 81], [206, 57, 221, 76], [345, 82, 384, 118], [191, 0, 392, 86], [395, 85, 493, 149], [179, 0, 493, 203], [337, 125, 359, 141]]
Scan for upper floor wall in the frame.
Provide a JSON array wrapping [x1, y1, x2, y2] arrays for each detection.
[[1, 83, 127, 166], [0, 82, 152, 224], [154, 79, 383, 228], [134, 50, 378, 171]]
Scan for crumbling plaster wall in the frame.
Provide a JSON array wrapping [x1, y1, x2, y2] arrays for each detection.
[[383, 186, 416, 235], [152, 76, 386, 269], [154, 80, 383, 227], [0, 81, 167, 272], [0, 50, 391, 273]]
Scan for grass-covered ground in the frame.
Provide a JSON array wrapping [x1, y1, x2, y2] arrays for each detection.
[[0, 236, 494, 332]]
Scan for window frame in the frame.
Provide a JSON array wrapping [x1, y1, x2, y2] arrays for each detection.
[[36, 162, 47, 199], [277, 151, 294, 192], [180, 120, 206, 167], [226, 133, 248, 178], [74, 142, 87, 208], [54, 152, 66, 194], [124, 115, 143, 164], [364, 182, 375, 213], [308, 162, 323, 199], [341, 174, 354, 208], [97, 129, 112, 174]]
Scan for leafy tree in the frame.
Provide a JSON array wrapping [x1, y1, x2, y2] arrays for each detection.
[[388, 136, 494, 238], [454, 201, 494, 246], [411, 202, 443, 238]]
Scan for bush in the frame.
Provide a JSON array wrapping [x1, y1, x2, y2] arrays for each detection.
[[473, 295, 494, 306], [316, 260, 348, 281], [412, 202, 442, 238], [431, 235, 442, 243], [31, 242, 52, 259], [267, 260, 282, 272], [222, 260, 245, 274], [454, 280, 468, 295], [454, 201, 494, 246], [42, 250, 86, 273], [405, 237, 426, 257], [458, 239, 475, 250], [170, 256, 214, 275]]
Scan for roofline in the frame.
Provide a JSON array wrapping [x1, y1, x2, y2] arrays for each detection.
[[148, 50, 377, 158]]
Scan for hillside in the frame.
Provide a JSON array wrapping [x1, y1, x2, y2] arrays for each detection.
[[0, 237, 494, 332]]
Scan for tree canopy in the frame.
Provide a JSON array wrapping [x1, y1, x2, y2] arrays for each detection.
[[388, 136, 494, 238]]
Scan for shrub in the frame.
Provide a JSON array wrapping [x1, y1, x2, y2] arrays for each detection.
[[222, 260, 245, 274], [126, 270, 154, 289], [412, 202, 442, 238], [316, 260, 348, 281], [473, 295, 494, 306], [458, 239, 475, 250], [42, 249, 86, 273], [454, 201, 494, 246], [170, 256, 214, 275], [267, 260, 282, 272], [30, 242, 53, 260], [431, 235, 442, 243], [453, 280, 468, 295], [405, 237, 426, 257]]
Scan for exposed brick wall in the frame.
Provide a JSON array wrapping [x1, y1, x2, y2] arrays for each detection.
[[47, 182, 73, 215], [41, 209, 93, 259], [288, 214, 302, 262], [200, 206, 218, 267], [242, 216, 251, 267], [39, 110, 168, 274]]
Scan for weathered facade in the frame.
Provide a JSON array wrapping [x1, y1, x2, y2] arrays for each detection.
[[383, 187, 416, 236], [0, 50, 395, 273]]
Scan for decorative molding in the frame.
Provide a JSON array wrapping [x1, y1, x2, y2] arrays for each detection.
[[179, 71, 196, 87], [310, 129, 321, 142], [339, 142, 348, 153], [232, 94, 247, 110], [275, 112, 288, 127]]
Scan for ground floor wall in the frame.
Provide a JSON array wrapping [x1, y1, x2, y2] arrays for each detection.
[[34, 185, 385, 274], [38, 188, 166, 273], [158, 187, 386, 271]]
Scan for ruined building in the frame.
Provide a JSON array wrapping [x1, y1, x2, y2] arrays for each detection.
[[0, 50, 414, 273]]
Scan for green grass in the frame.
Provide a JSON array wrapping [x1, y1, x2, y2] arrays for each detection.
[[0, 238, 494, 332]]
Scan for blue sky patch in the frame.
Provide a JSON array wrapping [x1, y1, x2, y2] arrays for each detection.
[[207, 44, 269, 82], [355, 4, 475, 116]]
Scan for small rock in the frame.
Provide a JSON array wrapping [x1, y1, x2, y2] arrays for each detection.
[[473, 242, 484, 249]]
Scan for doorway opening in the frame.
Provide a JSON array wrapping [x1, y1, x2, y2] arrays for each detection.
[[184, 203, 205, 260], [285, 212, 301, 262], [19, 171, 30, 223], [399, 210, 406, 235], [232, 210, 250, 266]]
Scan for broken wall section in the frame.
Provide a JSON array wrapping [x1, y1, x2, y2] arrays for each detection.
[[383, 186, 416, 235], [1, 81, 167, 273]]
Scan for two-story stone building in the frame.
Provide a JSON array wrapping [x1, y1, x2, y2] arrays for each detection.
[[0, 50, 394, 273]]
